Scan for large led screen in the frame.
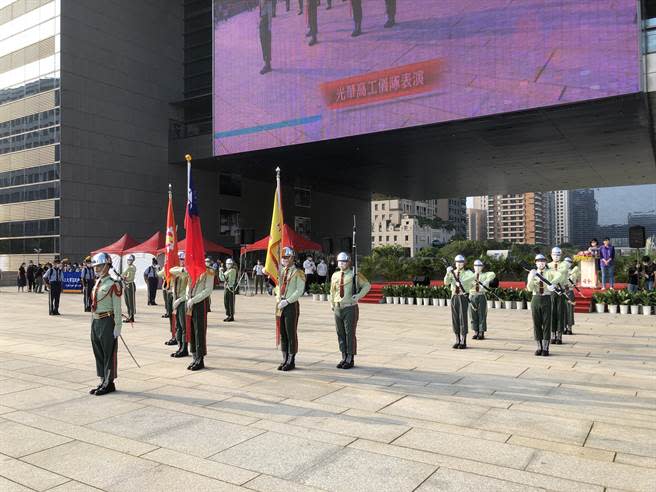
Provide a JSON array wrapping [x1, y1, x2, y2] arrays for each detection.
[[213, 0, 639, 156]]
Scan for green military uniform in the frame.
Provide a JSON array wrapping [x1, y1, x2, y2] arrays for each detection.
[[468, 270, 496, 338], [444, 267, 475, 347], [329, 268, 370, 367], [274, 264, 305, 369], [122, 263, 136, 321], [185, 268, 214, 370], [547, 260, 568, 343], [527, 267, 560, 355], [219, 266, 237, 321], [169, 266, 190, 356], [90, 273, 122, 394], [158, 269, 175, 342], [564, 264, 579, 334]]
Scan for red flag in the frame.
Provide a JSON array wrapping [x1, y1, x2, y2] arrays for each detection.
[[164, 188, 179, 283], [183, 156, 206, 286]]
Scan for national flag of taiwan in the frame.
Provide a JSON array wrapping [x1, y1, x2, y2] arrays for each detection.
[[264, 175, 284, 286], [164, 189, 179, 284], [183, 161, 206, 287]]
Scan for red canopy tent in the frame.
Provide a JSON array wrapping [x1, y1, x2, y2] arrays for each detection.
[[157, 237, 232, 256], [240, 224, 322, 255], [123, 231, 166, 256], [90, 233, 138, 255]]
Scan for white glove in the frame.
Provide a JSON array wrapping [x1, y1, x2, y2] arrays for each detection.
[[278, 299, 289, 310], [446, 266, 453, 274], [351, 295, 358, 302], [113, 326, 121, 338], [173, 298, 181, 310], [547, 284, 556, 292], [530, 269, 537, 276], [187, 298, 195, 310]]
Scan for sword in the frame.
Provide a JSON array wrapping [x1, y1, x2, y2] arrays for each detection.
[[119, 334, 140, 368], [520, 262, 575, 305], [473, 278, 502, 302], [440, 258, 475, 311]]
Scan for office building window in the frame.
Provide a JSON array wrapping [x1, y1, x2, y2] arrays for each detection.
[[219, 209, 240, 240], [295, 216, 311, 236], [219, 173, 241, 196], [294, 187, 311, 208]]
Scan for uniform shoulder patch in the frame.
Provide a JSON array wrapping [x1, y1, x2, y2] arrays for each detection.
[[297, 270, 306, 281], [357, 272, 368, 283]]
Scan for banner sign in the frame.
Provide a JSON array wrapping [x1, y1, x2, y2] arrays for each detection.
[[63, 272, 82, 293]]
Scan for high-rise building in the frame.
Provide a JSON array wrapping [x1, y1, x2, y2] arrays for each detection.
[[628, 211, 656, 238], [486, 192, 552, 245], [553, 190, 572, 245], [466, 208, 487, 241], [436, 198, 467, 237], [471, 196, 488, 211], [570, 189, 599, 248]]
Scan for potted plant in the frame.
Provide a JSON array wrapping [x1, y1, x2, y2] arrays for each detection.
[[629, 292, 640, 315], [429, 287, 440, 306], [382, 285, 394, 305], [320, 282, 329, 301], [398, 285, 409, 305], [392, 285, 401, 305], [605, 289, 619, 314], [439, 286, 448, 306], [494, 288, 504, 309], [636, 291, 653, 316], [504, 288, 515, 310], [592, 291, 606, 313], [618, 290, 631, 315], [519, 289, 531, 310], [309, 282, 321, 301]]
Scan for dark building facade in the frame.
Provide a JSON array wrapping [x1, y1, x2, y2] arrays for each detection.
[[570, 189, 599, 249]]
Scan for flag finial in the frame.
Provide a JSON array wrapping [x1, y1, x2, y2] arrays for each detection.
[[275, 166, 280, 179], [185, 154, 192, 163]]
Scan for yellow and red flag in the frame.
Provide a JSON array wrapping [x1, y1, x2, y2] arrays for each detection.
[[265, 168, 284, 286], [164, 185, 179, 283]]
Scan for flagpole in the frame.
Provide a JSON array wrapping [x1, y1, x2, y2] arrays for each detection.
[[276, 166, 282, 283], [185, 154, 192, 197]]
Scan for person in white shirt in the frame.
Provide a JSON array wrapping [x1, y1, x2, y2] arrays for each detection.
[[317, 258, 328, 284], [303, 256, 316, 294], [252, 260, 265, 294]]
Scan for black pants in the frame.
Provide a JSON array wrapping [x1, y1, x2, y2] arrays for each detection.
[[351, 0, 362, 26], [385, 0, 396, 20], [49, 282, 61, 314], [298, 0, 303, 13], [259, 13, 272, 63], [147, 277, 157, 304], [190, 298, 209, 359], [255, 275, 264, 294], [307, 0, 318, 35], [28, 277, 34, 292], [278, 302, 299, 354], [224, 289, 235, 318], [83, 281, 93, 311]]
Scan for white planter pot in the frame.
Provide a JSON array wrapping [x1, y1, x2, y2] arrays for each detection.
[[494, 300, 502, 309], [321, 294, 328, 302], [514, 301, 524, 310], [619, 305, 629, 315], [595, 303, 606, 314], [642, 305, 653, 316], [401, 297, 408, 305], [504, 301, 514, 310], [607, 304, 618, 314], [446, 299, 452, 307], [630, 305, 640, 315], [487, 300, 494, 309], [432, 298, 440, 307], [421, 298, 429, 306], [385, 296, 392, 304], [438, 298, 446, 307], [393, 297, 400, 305]]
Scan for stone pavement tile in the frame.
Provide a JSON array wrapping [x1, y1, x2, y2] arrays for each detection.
[[140, 396, 259, 426], [457, 361, 529, 378], [18, 363, 74, 377], [290, 408, 410, 443], [250, 419, 356, 447], [210, 395, 314, 423], [614, 453, 656, 469], [31, 395, 145, 426], [90, 406, 263, 458], [2, 410, 157, 456], [379, 395, 489, 427], [211, 432, 341, 478], [0, 369, 88, 391], [0, 475, 32, 492], [416, 467, 542, 492], [47, 481, 102, 491], [367, 369, 462, 387], [393, 427, 535, 470], [348, 439, 603, 492], [0, 420, 72, 457], [182, 369, 274, 389], [141, 447, 258, 485], [453, 374, 558, 397], [0, 386, 83, 410], [0, 454, 70, 491], [0, 405, 14, 414], [279, 397, 349, 415], [474, 407, 593, 446], [23, 441, 159, 490], [393, 415, 510, 443], [586, 422, 656, 457], [508, 435, 614, 462], [0, 359, 42, 371], [141, 384, 230, 407], [244, 474, 325, 492], [106, 464, 246, 492], [243, 377, 344, 401], [433, 392, 514, 410], [0, 379, 41, 395], [313, 386, 404, 412], [526, 450, 656, 492], [297, 447, 436, 492]]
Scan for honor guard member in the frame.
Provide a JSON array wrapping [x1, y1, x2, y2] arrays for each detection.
[[306, 0, 319, 46], [144, 259, 159, 305], [219, 258, 238, 322], [168, 252, 190, 358], [350, 0, 363, 37], [259, 0, 273, 74], [527, 254, 559, 356], [444, 255, 475, 349], [548, 247, 568, 345], [89, 252, 122, 396], [121, 255, 136, 322], [330, 252, 370, 369], [159, 268, 177, 345], [275, 247, 305, 371], [81, 256, 96, 312], [185, 258, 214, 370], [469, 259, 496, 340], [384, 0, 396, 27], [563, 257, 579, 335], [44, 258, 63, 315]]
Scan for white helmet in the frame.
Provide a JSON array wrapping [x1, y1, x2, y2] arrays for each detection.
[[282, 247, 295, 258], [535, 253, 546, 261], [127, 254, 135, 262], [455, 254, 465, 263], [178, 251, 185, 260], [551, 247, 562, 256], [91, 252, 112, 267], [337, 252, 351, 262], [564, 257, 572, 264], [473, 259, 483, 267], [226, 258, 234, 266]]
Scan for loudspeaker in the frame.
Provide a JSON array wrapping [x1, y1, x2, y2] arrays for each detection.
[[629, 225, 646, 248]]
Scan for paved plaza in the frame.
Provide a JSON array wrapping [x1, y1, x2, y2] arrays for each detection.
[[0, 288, 654, 491]]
